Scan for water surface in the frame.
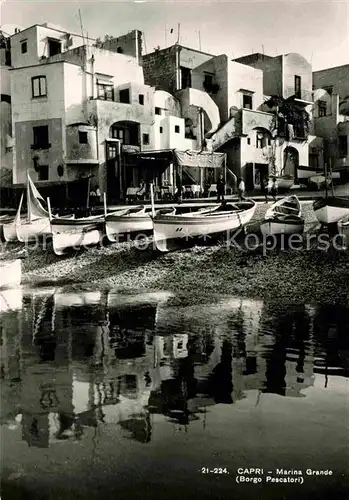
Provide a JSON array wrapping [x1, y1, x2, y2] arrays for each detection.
[[1, 288, 348, 500]]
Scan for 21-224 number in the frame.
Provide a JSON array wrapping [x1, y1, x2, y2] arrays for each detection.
[[201, 467, 229, 474]]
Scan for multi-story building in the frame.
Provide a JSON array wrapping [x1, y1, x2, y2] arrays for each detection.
[[0, 30, 13, 191], [8, 24, 224, 204], [144, 46, 324, 189], [227, 52, 322, 187], [312, 64, 349, 181]]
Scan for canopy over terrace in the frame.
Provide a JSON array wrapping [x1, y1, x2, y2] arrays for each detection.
[[126, 149, 227, 191]]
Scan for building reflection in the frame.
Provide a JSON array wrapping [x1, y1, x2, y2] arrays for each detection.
[[1, 289, 348, 448]]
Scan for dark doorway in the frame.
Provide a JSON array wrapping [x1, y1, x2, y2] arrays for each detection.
[[283, 147, 299, 181], [106, 142, 120, 202]]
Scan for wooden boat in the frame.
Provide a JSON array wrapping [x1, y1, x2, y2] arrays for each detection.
[[152, 200, 256, 252], [260, 195, 304, 236], [274, 175, 294, 191], [313, 197, 349, 225], [313, 160, 349, 224], [3, 194, 24, 242], [0, 214, 15, 241], [0, 259, 22, 289], [17, 174, 51, 242], [105, 205, 153, 242], [50, 215, 105, 256]]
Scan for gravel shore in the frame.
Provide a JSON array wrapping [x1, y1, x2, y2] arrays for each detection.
[[1, 202, 348, 305]]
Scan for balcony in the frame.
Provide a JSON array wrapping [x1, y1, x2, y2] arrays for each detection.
[[240, 109, 273, 136], [211, 109, 274, 151]]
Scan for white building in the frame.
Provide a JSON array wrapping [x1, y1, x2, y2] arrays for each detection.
[[9, 23, 220, 203]]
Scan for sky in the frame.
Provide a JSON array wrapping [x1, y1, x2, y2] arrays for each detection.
[[1, 0, 348, 71]]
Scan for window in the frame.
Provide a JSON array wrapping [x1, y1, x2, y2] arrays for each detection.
[[155, 107, 161, 115], [267, 138, 271, 146], [159, 126, 163, 134], [318, 100, 327, 117], [204, 72, 214, 88], [48, 39, 61, 57], [175, 125, 180, 133], [138, 94, 144, 105], [339, 136, 348, 157], [21, 41, 27, 54], [32, 76, 47, 98], [295, 75, 301, 99], [247, 138, 251, 145], [97, 83, 114, 101], [79, 131, 88, 144], [180, 67, 192, 89], [38, 165, 49, 181], [107, 144, 118, 159], [1, 94, 11, 104], [111, 127, 125, 143], [142, 133, 150, 145], [32, 125, 50, 149], [120, 88, 130, 103], [243, 94, 253, 109], [256, 133, 263, 149]]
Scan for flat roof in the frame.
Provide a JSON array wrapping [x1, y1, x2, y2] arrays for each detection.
[[144, 43, 215, 58]]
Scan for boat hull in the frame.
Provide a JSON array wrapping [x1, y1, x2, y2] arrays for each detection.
[[261, 196, 304, 236], [275, 177, 294, 190], [3, 221, 18, 242], [16, 217, 51, 242], [51, 217, 104, 255], [153, 202, 256, 252], [105, 215, 152, 242], [260, 218, 305, 236], [313, 197, 349, 224], [338, 219, 349, 246], [0, 259, 22, 289]]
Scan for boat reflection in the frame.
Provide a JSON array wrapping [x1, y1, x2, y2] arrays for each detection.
[[0, 289, 348, 448]]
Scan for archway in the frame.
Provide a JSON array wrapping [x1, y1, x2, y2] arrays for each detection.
[[283, 146, 299, 180]]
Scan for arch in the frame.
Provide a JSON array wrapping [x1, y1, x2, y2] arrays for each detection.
[[251, 126, 272, 149], [283, 146, 299, 179], [109, 120, 140, 145]]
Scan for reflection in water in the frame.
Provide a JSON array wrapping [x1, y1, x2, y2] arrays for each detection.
[[0, 289, 348, 452]]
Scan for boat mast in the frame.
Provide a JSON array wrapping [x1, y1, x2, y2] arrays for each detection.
[[329, 156, 335, 197], [27, 170, 32, 223]]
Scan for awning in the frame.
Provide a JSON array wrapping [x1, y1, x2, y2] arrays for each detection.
[[174, 150, 225, 169], [127, 149, 226, 169]]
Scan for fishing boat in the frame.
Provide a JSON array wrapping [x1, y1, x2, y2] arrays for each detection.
[[313, 197, 349, 225], [50, 215, 105, 256], [274, 175, 294, 191], [105, 205, 153, 242], [152, 200, 256, 252], [0, 214, 15, 241], [0, 259, 22, 289], [3, 174, 51, 243], [313, 160, 349, 224], [260, 195, 304, 236], [3, 194, 24, 242]]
